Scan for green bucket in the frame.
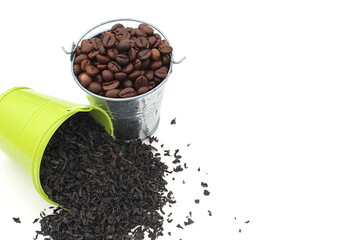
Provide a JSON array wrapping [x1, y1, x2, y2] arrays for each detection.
[[0, 87, 113, 205]]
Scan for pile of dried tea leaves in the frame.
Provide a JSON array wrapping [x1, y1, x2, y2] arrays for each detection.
[[38, 113, 172, 240]]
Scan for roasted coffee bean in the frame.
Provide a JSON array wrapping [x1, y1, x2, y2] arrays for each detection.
[[102, 70, 114, 82], [145, 70, 154, 80], [162, 40, 170, 46], [158, 65, 169, 72], [122, 79, 133, 88], [111, 23, 124, 31], [107, 61, 121, 73], [148, 36, 156, 47], [115, 54, 130, 66], [96, 55, 111, 64], [102, 32, 116, 48], [134, 76, 148, 89], [128, 48, 138, 62], [129, 28, 136, 36], [138, 24, 154, 35], [105, 88, 121, 98], [148, 80, 156, 89], [80, 59, 92, 71], [107, 48, 119, 60], [114, 72, 127, 81], [137, 85, 150, 95], [135, 37, 149, 49], [81, 43, 95, 54], [128, 70, 141, 80], [162, 54, 171, 65], [153, 77, 162, 84], [73, 64, 81, 76], [116, 40, 131, 53], [91, 37, 106, 54], [142, 58, 151, 69], [154, 33, 161, 39], [128, 39, 136, 48], [74, 54, 88, 64], [78, 73, 92, 87], [81, 39, 91, 45], [151, 48, 161, 61], [96, 64, 108, 70], [90, 37, 99, 47], [133, 59, 142, 70], [138, 49, 151, 61], [94, 74, 103, 83], [155, 69, 168, 79], [134, 28, 147, 37], [75, 46, 82, 55], [88, 81, 102, 93], [158, 44, 173, 54], [122, 63, 134, 74], [119, 87, 136, 98], [102, 80, 120, 91], [88, 50, 100, 59], [150, 60, 162, 70], [115, 28, 131, 41], [153, 39, 162, 48], [85, 65, 99, 76]]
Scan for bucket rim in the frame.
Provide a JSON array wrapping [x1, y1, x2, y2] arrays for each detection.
[[0, 86, 31, 102]]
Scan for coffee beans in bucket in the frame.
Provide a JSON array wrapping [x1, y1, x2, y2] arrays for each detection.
[[73, 23, 173, 98]]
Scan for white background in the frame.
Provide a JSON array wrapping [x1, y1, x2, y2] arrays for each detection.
[[0, 0, 360, 239]]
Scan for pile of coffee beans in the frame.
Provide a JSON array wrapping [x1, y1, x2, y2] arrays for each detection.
[[73, 23, 173, 98], [38, 113, 171, 239]]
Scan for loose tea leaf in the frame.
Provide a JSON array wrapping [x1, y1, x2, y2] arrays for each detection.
[[173, 165, 184, 172], [201, 182, 208, 188], [176, 224, 184, 229], [171, 118, 176, 125], [184, 218, 194, 226], [204, 190, 210, 196], [12, 217, 21, 223]]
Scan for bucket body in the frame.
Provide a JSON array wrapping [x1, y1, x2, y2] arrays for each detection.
[[89, 81, 166, 140], [0, 87, 113, 205], [69, 19, 175, 140]]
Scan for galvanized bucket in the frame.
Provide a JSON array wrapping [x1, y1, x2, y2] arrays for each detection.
[[63, 18, 185, 140]]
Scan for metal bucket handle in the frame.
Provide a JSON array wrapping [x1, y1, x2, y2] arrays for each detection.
[[62, 18, 186, 64]]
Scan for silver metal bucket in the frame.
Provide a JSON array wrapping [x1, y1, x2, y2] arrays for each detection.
[[63, 19, 185, 140]]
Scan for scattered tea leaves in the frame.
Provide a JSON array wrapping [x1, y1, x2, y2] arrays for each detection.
[[38, 113, 171, 240]]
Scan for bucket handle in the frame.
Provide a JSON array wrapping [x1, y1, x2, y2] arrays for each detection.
[[61, 18, 186, 64]]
